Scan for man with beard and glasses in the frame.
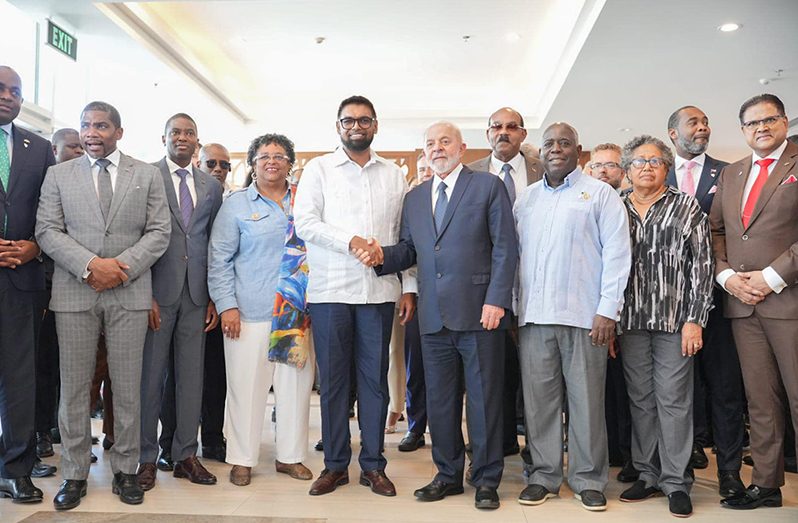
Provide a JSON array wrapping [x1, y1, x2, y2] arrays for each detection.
[[665, 105, 745, 500], [294, 95, 416, 498]]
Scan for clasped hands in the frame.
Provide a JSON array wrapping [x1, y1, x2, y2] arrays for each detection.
[[87, 257, 129, 292], [351, 236, 383, 267], [726, 271, 770, 306], [0, 239, 39, 268]]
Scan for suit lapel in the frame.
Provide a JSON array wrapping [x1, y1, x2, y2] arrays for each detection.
[[732, 156, 752, 226], [523, 154, 540, 185], [159, 159, 185, 233], [694, 158, 717, 203], [666, 166, 677, 188], [190, 166, 207, 229], [746, 144, 798, 229], [78, 155, 105, 226], [437, 167, 472, 239], [7, 125, 31, 197], [107, 154, 134, 226]]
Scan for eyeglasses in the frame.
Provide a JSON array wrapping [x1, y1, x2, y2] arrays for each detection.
[[741, 115, 784, 130], [589, 161, 621, 171], [256, 153, 291, 163], [489, 122, 524, 132], [339, 117, 376, 130], [204, 159, 231, 170], [630, 157, 666, 169]]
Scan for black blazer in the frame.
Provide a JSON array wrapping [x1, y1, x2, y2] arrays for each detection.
[[666, 154, 728, 215], [0, 124, 55, 291]]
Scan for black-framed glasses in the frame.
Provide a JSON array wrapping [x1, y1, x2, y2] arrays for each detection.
[[205, 159, 231, 170], [589, 161, 621, 171], [489, 122, 524, 132], [339, 117, 375, 130], [741, 115, 784, 130], [256, 153, 291, 163], [630, 157, 666, 169]]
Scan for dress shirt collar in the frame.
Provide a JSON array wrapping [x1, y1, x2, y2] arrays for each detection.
[[752, 139, 788, 165], [89, 148, 121, 168], [675, 152, 705, 172], [0, 122, 12, 138], [247, 179, 290, 202], [166, 156, 193, 175], [332, 145, 384, 169], [489, 152, 524, 175], [542, 166, 581, 191], [431, 163, 464, 193]]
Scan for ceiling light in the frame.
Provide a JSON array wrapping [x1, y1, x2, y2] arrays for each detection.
[[619, 127, 631, 132], [718, 23, 741, 32], [506, 32, 521, 42]]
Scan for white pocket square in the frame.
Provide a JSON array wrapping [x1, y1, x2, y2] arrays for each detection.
[[708, 186, 717, 194]]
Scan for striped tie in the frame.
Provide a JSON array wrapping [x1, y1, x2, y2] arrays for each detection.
[[176, 168, 194, 227]]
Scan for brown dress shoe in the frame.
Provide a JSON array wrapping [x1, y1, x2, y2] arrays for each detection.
[[360, 470, 396, 497], [275, 460, 313, 480], [136, 463, 157, 491], [229, 465, 251, 486], [309, 469, 349, 496], [173, 456, 217, 485]]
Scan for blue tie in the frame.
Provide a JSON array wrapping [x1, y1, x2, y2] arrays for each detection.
[[501, 163, 516, 205], [176, 168, 194, 228], [434, 181, 448, 233]]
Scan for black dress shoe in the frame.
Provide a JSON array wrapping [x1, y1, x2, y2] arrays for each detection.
[[518, 484, 556, 505], [414, 479, 464, 501], [689, 444, 708, 469], [112, 472, 144, 505], [156, 451, 174, 471], [721, 484, 782, 509], [102, 436, 114, 450], [619, 480, 661, 502], [668, 491, 692, 517], [202, 444, 227, 462], [0, 476, 43, 503], [53, 480, 87, 510], [616, 460, 640, 483], [31, 459, 57, 478], [36, 431, 54, 458], [50, 427, 62, 444], [718, 470, 745, 499], [503, 443, 520, 457], [90, 451, 98, 464], [398, 432, 425, 452], [314, 439, 324, 451], [475, 486, 499, 510], [520, 445, 532, 465], [576, 489, 607, 511]]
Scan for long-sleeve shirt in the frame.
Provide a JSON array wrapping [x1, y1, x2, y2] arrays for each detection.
[[515, 168, 631, 330], [294, 147, 416, 304], [208, 184, 287, 322], [621, 185, 714, 333]]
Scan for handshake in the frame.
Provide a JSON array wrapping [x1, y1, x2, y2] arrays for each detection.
[[350, 235, 383, 267]]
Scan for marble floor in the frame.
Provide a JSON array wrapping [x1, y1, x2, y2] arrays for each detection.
[[2, 394, 796, 523]]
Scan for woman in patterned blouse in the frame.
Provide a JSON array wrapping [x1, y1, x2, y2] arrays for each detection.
[[616, 135, 714, 518]]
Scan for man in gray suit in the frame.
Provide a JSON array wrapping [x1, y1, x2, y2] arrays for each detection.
[[36, 101, 170, 510], [137, 113, 222, 491]]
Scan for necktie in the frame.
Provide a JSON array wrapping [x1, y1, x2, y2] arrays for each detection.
[[434, 181, 448, 233], [682, 160, 697, 196], [176, 168, 194, 227], [95, 158, 113, 221], [501, 163, 516, 205], [742, 158, 776, 228], [0, 128, 9, 193]]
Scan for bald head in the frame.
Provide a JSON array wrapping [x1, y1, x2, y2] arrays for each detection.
[[424, 121, 466, 178], [0, 66, 23, 126], [52, 128, 84, 163], [199, 143, 232, 185]]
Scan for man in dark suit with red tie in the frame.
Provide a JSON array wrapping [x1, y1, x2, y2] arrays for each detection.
[[666, 105, 745, 499], [711, 94, 798, 510], [0, 65, 56, 504]]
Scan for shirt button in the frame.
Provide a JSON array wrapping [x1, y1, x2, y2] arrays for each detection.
[[742, 234, 748, 240], [184, 256, 188, 261], [436, 273, 442, 279]]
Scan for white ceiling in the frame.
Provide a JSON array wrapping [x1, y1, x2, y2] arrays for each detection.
[[6, 0, 798, 162]]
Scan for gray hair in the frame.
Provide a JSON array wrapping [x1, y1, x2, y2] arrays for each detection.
[[424, 120, 463, 143], [621, 135, 674, 171]]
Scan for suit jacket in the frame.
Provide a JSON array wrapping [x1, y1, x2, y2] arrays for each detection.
[[709, 140, 798, 319], [666, 154, 728, 214], [35, 152, 171, 312], [466, 152, 543, 186], [0, 124, 55, 292], [378, 166, 518, 335], [150, 158, 222, 308]]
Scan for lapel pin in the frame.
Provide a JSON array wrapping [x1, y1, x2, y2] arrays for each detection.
[[579, 191, 591, 201], [251, 212, 260, 220], [710, 169, 717, 178], [22, 139, 30, 148], [738, 170, 743, 176]]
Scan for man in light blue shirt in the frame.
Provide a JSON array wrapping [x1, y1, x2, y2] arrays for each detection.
[[514, 123, 631, 512]]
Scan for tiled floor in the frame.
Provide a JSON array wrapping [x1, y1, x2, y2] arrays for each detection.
[[2, 394, 796, 523]]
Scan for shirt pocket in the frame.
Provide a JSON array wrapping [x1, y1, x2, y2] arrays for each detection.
[[240, 212, 275, 237]]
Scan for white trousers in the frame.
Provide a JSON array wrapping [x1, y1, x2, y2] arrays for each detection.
[[387, 311, 407, 415], [223, 320, 315, 467]]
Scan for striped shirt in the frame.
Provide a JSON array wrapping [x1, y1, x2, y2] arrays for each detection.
[[620, 186, 714, 333]]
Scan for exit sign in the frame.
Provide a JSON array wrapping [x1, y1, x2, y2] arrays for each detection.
[[46, 20, 77, 61]]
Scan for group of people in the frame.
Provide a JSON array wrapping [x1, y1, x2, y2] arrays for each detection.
[[0, 62, 795, 519]]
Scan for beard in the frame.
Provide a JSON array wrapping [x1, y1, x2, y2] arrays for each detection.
[[430, 155, 460, 175], [342, 134, 374, 152], [678, 134, 708, 155]]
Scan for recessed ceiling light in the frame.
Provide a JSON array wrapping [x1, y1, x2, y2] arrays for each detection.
[[718, 23, 741, 32], [506, 32, 521, 42], [619, 127, 631, 132]]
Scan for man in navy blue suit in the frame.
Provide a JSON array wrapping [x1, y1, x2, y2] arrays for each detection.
[[0, 65, 56, 504], [363, 121, 517, 510]]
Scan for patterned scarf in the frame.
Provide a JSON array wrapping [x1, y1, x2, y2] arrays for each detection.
[[268, 185, 311, 368]]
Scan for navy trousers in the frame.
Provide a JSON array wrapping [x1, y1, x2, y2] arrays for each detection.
[[403, 314, 427, 436], [309, 302, 394, 472]]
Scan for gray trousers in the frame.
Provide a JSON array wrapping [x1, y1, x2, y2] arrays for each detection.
[[56, 294, 148, 479], [519, 324, 608, 493], [619, 330, 694, 495], [140, 284, 206, 464]]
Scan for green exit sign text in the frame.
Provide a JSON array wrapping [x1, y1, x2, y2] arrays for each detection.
[[46, 21, 77, 61]]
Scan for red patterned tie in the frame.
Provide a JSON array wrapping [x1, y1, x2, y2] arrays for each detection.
[[742, 158, 775, 228]]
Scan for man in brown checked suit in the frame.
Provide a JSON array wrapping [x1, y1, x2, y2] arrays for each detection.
[[710, 93, 798, 511]]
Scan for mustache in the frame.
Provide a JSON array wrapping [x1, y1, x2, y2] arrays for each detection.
[[497, 136, 511, 143]]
